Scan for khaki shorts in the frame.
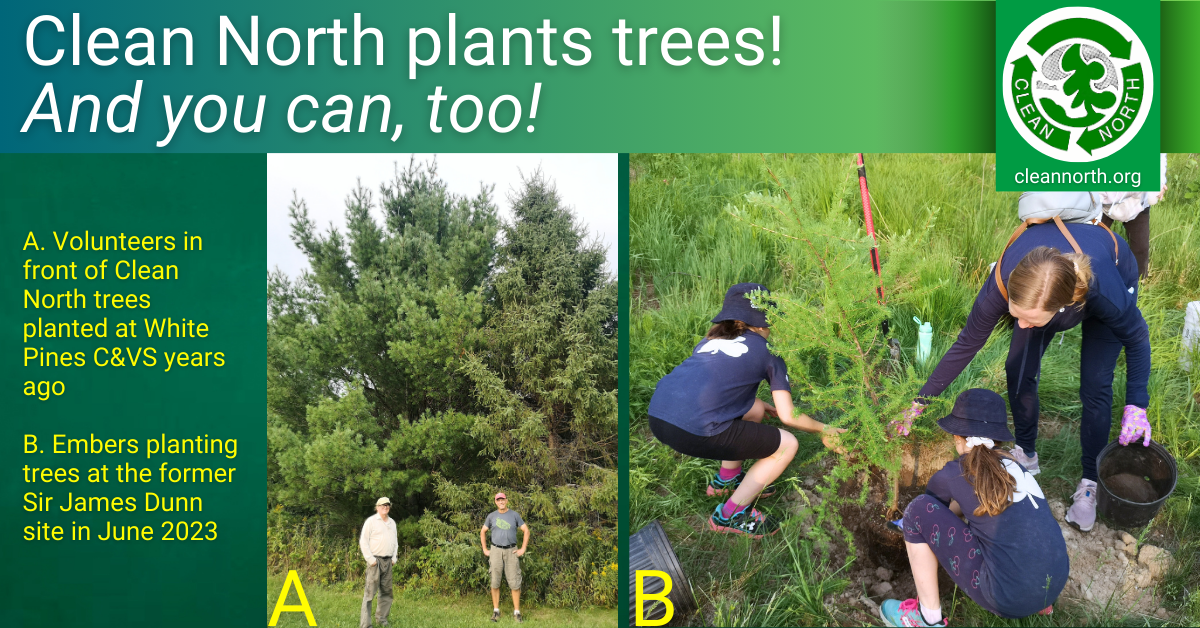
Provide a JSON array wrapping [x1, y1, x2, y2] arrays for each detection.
[[489, 545, 522, 590]]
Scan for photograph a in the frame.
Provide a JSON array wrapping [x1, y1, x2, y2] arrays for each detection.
[[265, 154, 618, 628], [629, 153, 1200, 627]]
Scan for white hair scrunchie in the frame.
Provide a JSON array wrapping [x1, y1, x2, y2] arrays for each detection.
[[964, 436, 995, 450]]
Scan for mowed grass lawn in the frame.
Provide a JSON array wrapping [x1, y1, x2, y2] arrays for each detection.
[[267, 574, 616, 628]]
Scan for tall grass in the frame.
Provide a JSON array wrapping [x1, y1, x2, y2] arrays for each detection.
[[630, 153, 1200, 626]]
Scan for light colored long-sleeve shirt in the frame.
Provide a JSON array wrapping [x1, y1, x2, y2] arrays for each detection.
[[359, 513, 398, 563], [1096, 153, 1169, 220]]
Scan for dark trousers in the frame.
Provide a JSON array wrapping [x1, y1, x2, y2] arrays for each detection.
[[1007, 317, 1123, 481], [1102, 208, 1149, 279]]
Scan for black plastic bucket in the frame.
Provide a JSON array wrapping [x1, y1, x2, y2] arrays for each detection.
[[1096, 439, 1177, 528], [628, 520, 695, 625]]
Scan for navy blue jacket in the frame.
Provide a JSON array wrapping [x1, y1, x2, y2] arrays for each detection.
[[648, 332, 791, 436], [919, 222, 1150, 408], [927, 457, 1069, 618]]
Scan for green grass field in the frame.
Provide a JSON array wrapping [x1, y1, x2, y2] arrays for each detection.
[[267, 574, 616, 628], [630, 153, 1200, 626]]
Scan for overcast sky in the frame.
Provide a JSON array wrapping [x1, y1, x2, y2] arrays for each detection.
[[267, 153, 617, 279]]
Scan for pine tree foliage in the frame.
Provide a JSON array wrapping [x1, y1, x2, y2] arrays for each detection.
[[727, 161, 960, 553], [448, 171, 618, 606], [266, 160, 615, 606]]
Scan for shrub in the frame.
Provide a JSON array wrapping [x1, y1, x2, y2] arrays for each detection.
[[725, 161, 966, 554]]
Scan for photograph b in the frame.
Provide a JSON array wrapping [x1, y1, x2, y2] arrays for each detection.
[[630, 153, 1199, 627], [266, 154, 617, 628]]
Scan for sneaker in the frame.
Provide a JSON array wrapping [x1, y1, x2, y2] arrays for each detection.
[[709, 504, 779, 538], [491, 610, 500, 622], [706, 470, 775, 498], [879, 599, 947, 627], [1010, 445, 1040, 475], [1065, 479, 1098, 532], [513, 611, 522, 623]]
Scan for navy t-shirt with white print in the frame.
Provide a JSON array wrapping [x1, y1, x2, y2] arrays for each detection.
[[926, 457, 1069, 618], [647, 332, 791, 437]]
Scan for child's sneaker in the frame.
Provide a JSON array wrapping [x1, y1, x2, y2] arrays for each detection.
[[1065, 478, 1098, 532], [709, 504, 778, 538], [879, 599, 947, 627], [1010, 445, 1040, 475], [706, 471, 775, 498]]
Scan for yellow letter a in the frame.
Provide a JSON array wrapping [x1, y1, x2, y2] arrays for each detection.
[[268, 570, 317, 626], [635, 569, 674, 626], [23, 232, 39, 250]]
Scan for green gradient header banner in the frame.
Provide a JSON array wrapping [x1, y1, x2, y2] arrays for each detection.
[[4, 1, 1200, 153]]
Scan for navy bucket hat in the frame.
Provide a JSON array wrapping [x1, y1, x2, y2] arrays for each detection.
[[712, 282, 772, 328], [937, 388, 1015, 443]]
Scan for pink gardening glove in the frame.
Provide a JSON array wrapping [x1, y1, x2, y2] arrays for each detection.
[[889, 402, 924, 437], [1118, 405, 1151, 446]]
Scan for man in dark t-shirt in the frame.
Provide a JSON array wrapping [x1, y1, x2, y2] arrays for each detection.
[[480, 493, 529, 622]]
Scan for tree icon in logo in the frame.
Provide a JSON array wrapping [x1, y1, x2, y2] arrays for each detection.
[[1003, 8, 1153, 162], [1042, 43, 1117, 128]]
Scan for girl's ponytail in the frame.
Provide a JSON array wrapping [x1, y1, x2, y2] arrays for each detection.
[[706, 319, 749, 340], [1062, 252, 1093, 304], [961, 446, 1017, 517]]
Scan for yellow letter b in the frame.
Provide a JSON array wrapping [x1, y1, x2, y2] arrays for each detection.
[[268, 570, 317, 626], [25, 435, 37, 454], [635, 569, 674, 626]]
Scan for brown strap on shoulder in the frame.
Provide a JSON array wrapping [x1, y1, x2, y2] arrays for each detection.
[[1049, 215, 1084, 256], [1096, 220, 1119, 264], [993, 215, 1108, 301], [994, 220, 1036, 301]]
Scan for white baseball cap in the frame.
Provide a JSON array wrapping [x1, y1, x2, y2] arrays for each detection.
[[376, 497, 391, 506]]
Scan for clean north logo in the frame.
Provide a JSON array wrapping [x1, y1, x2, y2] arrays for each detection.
[[1003, 7, 1153, 163]]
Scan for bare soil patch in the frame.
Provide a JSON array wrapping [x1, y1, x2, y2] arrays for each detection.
[[785, 455, 1172, 621]]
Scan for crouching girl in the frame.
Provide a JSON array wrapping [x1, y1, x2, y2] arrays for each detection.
[[881, 388, 1068, 626], [646, 283, 845, 539]]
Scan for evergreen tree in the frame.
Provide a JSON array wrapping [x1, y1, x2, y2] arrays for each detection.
[[727, 162, 960, 553], [441, 170, 618, 606], [267, 158, 498, 526], [266, 162, 616, 606]]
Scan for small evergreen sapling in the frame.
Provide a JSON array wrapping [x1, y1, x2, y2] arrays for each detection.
[[726, 158, 957, 555]]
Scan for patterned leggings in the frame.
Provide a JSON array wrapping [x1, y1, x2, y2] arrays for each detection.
[[902, 494, 1000, 616]]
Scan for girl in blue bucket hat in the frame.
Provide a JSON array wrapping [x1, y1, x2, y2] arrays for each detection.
[[880, 388, 1068, 626], [646, 283, 846, 538]]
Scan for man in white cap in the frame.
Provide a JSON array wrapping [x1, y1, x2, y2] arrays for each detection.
[[359, 497, 398, 628], [481, 492, 529, 622]]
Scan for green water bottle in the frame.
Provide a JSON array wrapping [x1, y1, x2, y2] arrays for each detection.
[[914, 316, 933, 364]]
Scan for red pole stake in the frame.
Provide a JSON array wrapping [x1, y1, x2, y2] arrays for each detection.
[[857, 154, 890, 337], [856, 153, 885, 304]]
